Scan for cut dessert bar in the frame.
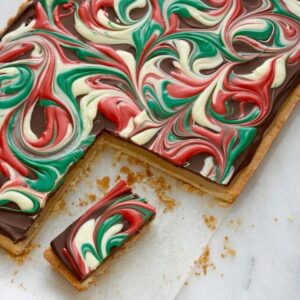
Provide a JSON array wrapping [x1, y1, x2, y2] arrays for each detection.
[[44, 180, 156, 291], [0, 0, 299, 254]]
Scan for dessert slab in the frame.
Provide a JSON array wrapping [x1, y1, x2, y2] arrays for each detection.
[[0, 0, 299, 254]]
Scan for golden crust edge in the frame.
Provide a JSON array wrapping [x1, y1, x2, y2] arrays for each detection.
[[44, 220, 153, 291]]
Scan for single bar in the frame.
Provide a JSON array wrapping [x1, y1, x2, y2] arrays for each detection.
[[44, 180, 156, 291]]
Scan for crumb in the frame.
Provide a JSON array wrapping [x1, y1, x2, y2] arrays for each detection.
[[145, 175, 177, 211], [8, 243, 36, 265], [117, 163, 176, 211], [87, 193, 97, 202], [287, 216, 294, 222], [221, 273, 224, 277], [274, 218, 278, 222], [96, 176, 110, 193], [194, 246, 216, 275], [227, 218, 243, 230], [194, 272, 201, 276], [184, 281, 188, 286], [220, 236, 236, 258], [158, 191, 177, 212], [119, 166, 143, 186], [251, 224, 255, 228], [203, 214, 217, 230], [79, 198, 88, 207]]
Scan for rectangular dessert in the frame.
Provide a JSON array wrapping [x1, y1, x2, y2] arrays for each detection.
[[44, 180, 156, 291], [0, 0, 299, 254]]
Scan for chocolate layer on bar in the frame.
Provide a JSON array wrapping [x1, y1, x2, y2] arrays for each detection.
[[50, 180, 155, 281], [0, 1, 299, 242]]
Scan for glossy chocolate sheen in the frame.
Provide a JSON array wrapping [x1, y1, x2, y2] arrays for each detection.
[[0, 1, 299, 242]]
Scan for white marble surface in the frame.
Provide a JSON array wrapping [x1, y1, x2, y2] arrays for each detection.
[[1, 2, 299, 300], [177, 104, 300, 300]]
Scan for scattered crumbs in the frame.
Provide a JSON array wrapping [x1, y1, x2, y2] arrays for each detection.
[[115, 156, 177, 212], [184, 281, 189, 286], [119, 166, 144, 186], [87, 193, 97, 202], [203, 214, 217, 231], [8, 243, 37, 265], [220, 236, 236, 258], [274, 218, 278, 222], [78, 192, 98, 207], [287, 216, 294, 222], [79, 198, 89, 207], [146, 175, 179, 211], [96, 176, 110, 193], [157, 191, 177, 213], [151, 176, 171, 191], [194, 246, 216, 276], [227, 218, 243, 230]]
